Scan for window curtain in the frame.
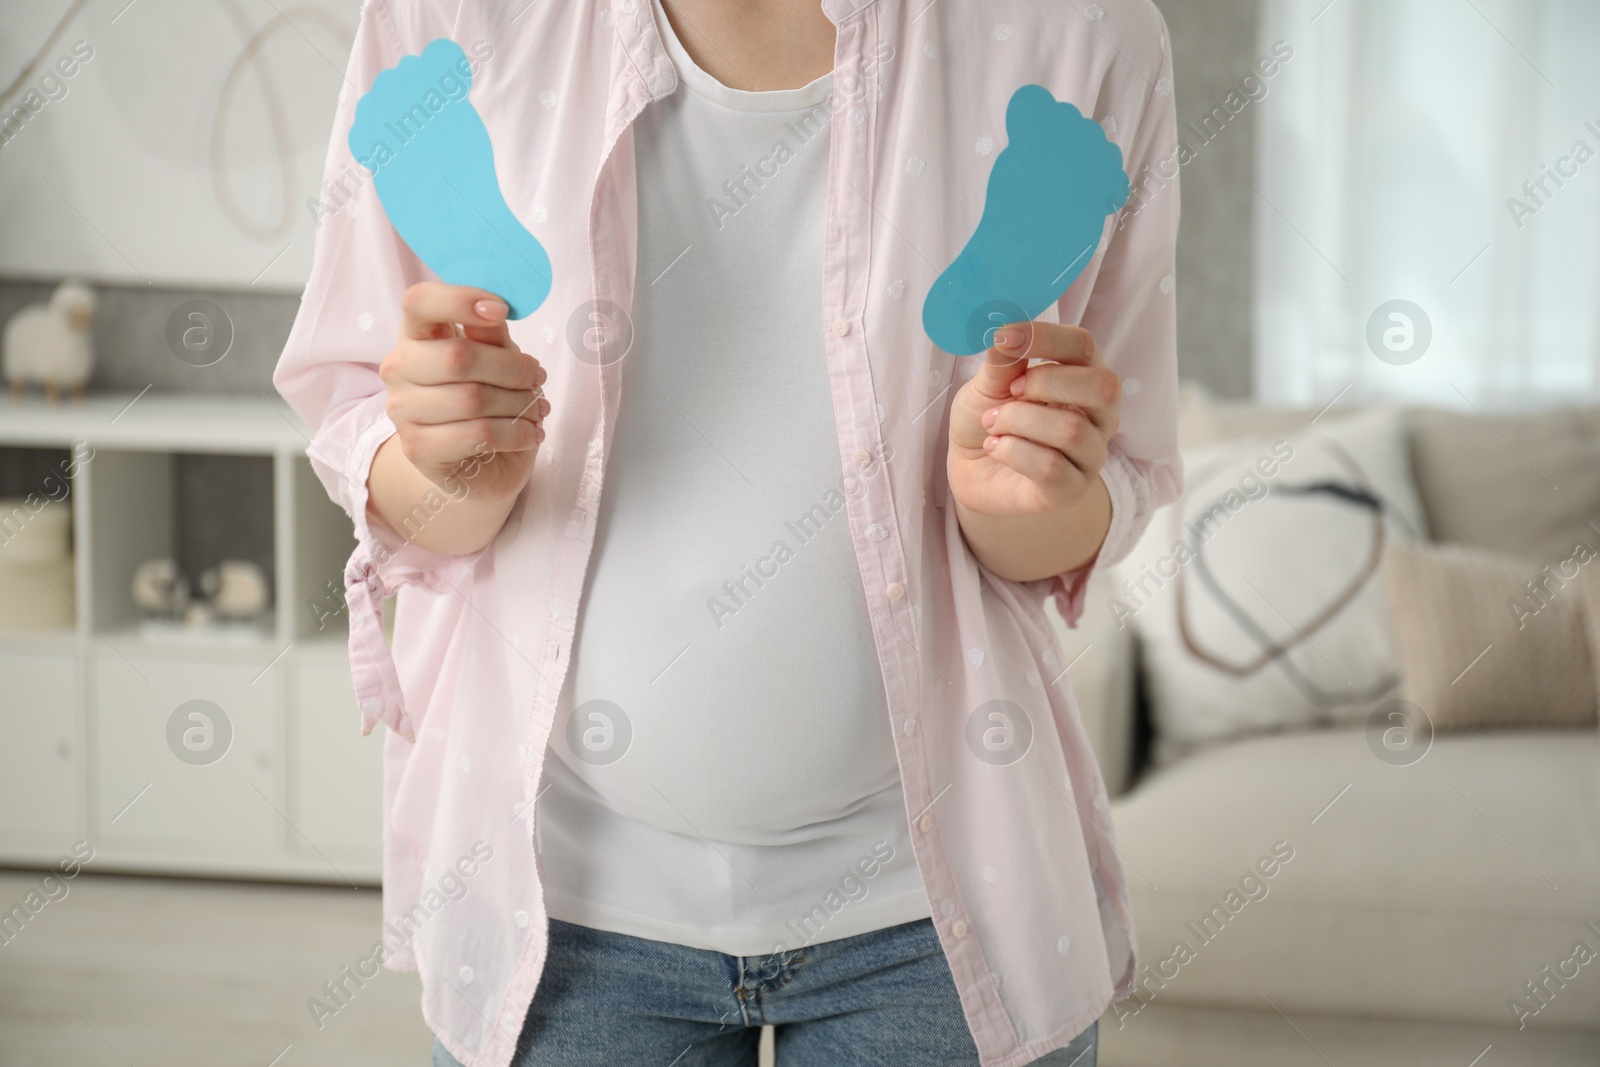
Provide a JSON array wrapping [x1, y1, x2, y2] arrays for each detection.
[[1254, 0, 1600, 409]]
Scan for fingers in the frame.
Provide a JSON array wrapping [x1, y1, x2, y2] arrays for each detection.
[[966, 337, 1034, 401], [388, 381, 550, 427], [400, 282, 514, 344], [462, 321, 515, 349], [1006, 363, 1121, 432], [404, 417, 543, 467], [982, 433, 1091, 504], [983, 401, 1108, 474], [996, 321, 1100, 366], [385, 336, 545, 391], [966, 321, 1103, 402]]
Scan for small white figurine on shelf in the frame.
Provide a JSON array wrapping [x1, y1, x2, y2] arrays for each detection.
[[199, 560, 270, 619], [133, 557, 272, 641], [4, 279, 97, 403], [131, 558, 190, 616]]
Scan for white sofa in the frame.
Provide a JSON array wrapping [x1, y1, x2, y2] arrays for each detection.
[[1049, 394, 1600, 1067]]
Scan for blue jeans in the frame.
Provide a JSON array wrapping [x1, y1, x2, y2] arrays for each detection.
[[432, 917, 1096, 1066]]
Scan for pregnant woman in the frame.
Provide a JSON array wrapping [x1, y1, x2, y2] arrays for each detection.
[[274, 1, 1181, 1064]]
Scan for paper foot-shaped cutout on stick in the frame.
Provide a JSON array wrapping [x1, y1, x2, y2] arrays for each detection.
[[922, 85, 1130, 356], [349, 38, 552, 319]]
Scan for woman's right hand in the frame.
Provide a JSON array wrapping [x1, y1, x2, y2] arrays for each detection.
[[379, 282, 550, 504]]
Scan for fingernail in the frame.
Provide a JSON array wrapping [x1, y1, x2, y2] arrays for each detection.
[[982, 408, 998, 427], [994, 328, 1023, 349], [475, 299, 507, 320], [984, 435, 999, 450], [1009, 378, 1025, 396]]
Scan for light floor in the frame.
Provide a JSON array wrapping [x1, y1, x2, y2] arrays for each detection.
[[0, 870, 430, 1066], [0, 870, 777, 1067]]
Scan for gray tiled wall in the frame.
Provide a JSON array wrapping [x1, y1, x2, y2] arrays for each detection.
[[0, 278, 296, 396], [1155, 0, 1260, 400]]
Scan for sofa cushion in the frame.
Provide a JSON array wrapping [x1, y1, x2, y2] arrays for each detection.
[[1175, 385, 1316, 450], [1181, 390, 1600, 566], [1383, 539, 1599, 730], [1407, 407, 1600, 567], [1112, 407, 1430, 765], [1109, 727, 1600, 1031]]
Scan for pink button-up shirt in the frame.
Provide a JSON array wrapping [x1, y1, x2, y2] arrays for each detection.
[[274, 1, 1181, 1064]]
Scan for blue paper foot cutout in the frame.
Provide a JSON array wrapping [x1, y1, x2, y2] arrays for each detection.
[[922, 85, 1130, 355], [349, 39, 551, 319]]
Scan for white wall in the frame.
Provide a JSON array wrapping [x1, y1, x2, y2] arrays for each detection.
[[0, 0, 361, 292]]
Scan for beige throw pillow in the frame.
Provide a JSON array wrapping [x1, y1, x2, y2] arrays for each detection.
[[1406, 407, 1600, 567], [1382, 539, 1599, 730]]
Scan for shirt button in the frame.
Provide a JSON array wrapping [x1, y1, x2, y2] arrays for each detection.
[[902, 716, 917, 735], [867, 522, 887, 542], [832, 318, 851, 337], [458, 966, 474, 984], [952, 919, 969, 939], [515, 910, 531, 928], [853, 449, 873, 469], [887, 582, 906, 601], [918, 814, 934, 833]]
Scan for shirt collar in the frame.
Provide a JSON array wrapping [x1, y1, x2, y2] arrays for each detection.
[[612, 0, 882, 102]]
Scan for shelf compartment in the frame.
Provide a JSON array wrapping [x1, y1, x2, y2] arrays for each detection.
[[0, 646, 80, 848], [89, 651, 280, 859], [81, 449, 276, 636], [0, 443, 82, 632]]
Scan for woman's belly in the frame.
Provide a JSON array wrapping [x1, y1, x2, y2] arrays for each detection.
[[561, 466, 901, 845]]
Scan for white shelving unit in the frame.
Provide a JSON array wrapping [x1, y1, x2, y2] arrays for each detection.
[[0, 394, 381, 884]]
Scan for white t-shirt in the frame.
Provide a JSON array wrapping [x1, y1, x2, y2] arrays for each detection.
[[536, 1, 931, 955]]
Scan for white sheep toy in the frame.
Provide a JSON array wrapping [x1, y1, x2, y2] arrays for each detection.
[[4, 280, 97, 403], [199, 560, 271, 619], [131, 558, 191, 617]]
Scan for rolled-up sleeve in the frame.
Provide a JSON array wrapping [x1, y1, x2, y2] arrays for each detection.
[[271, 0, 472, 739], [1045, 18, 1184, 628]]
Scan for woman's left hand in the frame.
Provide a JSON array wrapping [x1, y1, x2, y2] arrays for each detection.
[[946, 321, 1121, 518]]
